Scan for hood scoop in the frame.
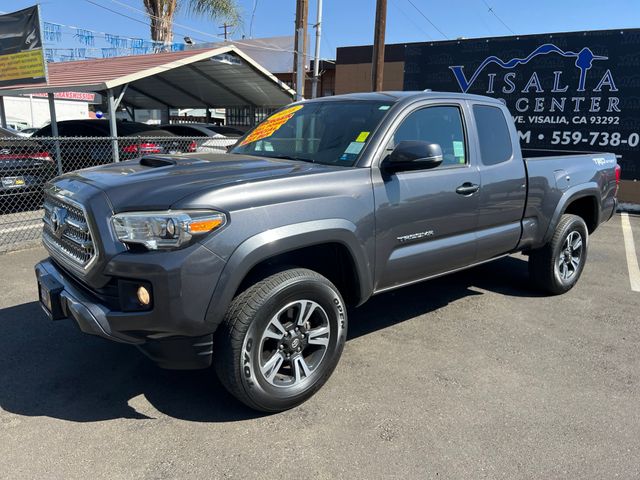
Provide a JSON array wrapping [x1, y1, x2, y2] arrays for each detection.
[[139, 156, 177, 168]]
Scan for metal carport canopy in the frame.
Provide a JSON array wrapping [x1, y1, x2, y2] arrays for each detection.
[[0, 45, 296, 108], [0, 45, 296, 163]]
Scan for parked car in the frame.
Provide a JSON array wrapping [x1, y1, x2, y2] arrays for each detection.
[[18, 127, 40, 137], [6, 121, 29, 132], [35, 92, 620, 412], [1, 126, 33, 138], [162, 123, 244, 137], [0, 127, 56, 212], [159, 123, 240, 152], [33, 120, 196, 171]]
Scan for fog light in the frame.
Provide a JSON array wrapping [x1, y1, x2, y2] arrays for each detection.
[[137, 286, 151, 306]]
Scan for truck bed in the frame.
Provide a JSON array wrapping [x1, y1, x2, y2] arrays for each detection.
[[520, 150, 618, 249]]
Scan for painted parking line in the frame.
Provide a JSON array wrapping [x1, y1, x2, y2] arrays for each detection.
[[621, 213, 640, 292], [0, 223, 41, 234]]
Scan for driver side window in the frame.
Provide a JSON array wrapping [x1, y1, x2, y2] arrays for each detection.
[[392, 106, 467, 167]]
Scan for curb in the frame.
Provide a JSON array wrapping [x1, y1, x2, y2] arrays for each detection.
[[618, 203, 640, 214]]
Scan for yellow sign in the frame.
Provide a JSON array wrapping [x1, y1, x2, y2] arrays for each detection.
[[239, 105, 304, 146], [0, 49, 46, 84], [355, 131, 370, 142]]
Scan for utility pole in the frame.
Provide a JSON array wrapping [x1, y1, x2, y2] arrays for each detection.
[[371, 0, 387, 92], [311, 0, 323, 98], [220, 23, 233, 40], [293, 0, 309, 99]]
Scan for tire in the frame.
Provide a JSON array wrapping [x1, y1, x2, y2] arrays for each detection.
[[214, 268, 347, 412], [528, 214, 589, 295]]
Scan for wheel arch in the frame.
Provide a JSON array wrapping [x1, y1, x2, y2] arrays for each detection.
[[204, 219, 374, 330], [543, 184, 601, 245], [562, 195, 599, 233]]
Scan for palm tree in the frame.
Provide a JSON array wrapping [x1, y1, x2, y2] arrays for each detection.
[[142, 0, 241, 45]]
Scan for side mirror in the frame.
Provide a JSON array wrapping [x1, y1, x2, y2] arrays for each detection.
[[384, 141, 443, 172]]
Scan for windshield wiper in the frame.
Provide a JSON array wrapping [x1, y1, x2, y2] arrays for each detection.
[[270, 154, 315, 163]]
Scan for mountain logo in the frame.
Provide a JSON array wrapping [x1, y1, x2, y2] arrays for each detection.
[[449, 43, 608, 93]]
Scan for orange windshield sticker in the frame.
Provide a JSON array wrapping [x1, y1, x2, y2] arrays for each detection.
[[239, 105, 304, 146]]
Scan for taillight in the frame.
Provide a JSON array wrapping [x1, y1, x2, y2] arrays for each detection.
[[614, 164, 621, 196], [122, 143, 161, 154], [34, 152, 53, 162], [188, 141, 197, 152], [0, 151, 52, 162]]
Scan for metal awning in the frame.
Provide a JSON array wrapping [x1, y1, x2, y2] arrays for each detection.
[[0, 45, 295, 163], [0, 45, 295, 108]]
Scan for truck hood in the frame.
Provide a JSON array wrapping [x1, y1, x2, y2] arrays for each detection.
[[59, 153, 339, 211]]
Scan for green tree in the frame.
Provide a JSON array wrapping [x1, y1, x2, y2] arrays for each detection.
[[142, 0, 241, 44]]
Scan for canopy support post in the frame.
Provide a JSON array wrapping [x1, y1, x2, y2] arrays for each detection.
[[106, 88, 120, 163], [47, 93, 63, 175], [0, 96, 7, 128], [114, 84, 128, 109]]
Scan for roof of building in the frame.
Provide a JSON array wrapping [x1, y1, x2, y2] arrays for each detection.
[[300, 90, 501, 104], [0, 45, 295, 108]]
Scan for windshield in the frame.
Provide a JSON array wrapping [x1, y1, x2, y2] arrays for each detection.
[[230, 100, 394, 166]]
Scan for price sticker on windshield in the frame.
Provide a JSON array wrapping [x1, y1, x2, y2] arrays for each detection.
[[239, 105, 304, 146]]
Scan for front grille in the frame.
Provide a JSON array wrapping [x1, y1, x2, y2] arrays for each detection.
[[42, 193, 96, 269]]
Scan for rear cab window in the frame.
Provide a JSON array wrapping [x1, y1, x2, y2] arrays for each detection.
[[472, 104, 514, 166]]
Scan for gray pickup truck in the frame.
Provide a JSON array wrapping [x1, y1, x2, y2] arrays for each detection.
[[35, 92, 620, 411]]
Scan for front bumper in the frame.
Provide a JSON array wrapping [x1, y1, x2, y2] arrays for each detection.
[[35, 243, 227, 369], [36, 258, 143, 344]]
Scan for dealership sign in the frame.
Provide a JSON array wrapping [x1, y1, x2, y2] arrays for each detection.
[[0, 6, 47, 87], [403, 30, 640, 180]]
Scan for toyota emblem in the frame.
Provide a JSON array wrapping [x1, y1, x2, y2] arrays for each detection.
[[50, 207, 68, 238]]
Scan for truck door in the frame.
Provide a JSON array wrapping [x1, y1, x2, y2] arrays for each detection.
[[470, 103, 527, 260], [372, 102, 481, 292]]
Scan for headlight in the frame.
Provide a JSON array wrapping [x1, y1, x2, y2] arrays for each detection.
[[111, 210, 227, 250]]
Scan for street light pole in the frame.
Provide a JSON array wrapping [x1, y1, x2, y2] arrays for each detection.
[[371, 0, 387, 92], [311, 0, 323, 99], [293, 0, 309, 99]]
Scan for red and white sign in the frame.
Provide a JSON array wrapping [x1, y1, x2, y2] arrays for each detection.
[[29, 91, 96, 101]]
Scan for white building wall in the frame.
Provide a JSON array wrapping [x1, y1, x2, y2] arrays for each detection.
[[3, 96, 90, 129]]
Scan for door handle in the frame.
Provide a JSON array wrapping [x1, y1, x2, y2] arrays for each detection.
[[456, 182, 480, 195]]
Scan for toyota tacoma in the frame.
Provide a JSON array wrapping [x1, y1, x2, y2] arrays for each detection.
[[35, 92, 620, 411]]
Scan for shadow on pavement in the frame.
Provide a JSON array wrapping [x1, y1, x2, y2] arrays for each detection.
[[349, 255, 540, 340], [0, 256, 537, 423]]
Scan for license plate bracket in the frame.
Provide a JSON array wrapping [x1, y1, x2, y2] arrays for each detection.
[[38, 274, 66, 320]]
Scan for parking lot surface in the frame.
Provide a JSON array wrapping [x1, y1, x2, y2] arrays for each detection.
[[0, 214, 639, 479]]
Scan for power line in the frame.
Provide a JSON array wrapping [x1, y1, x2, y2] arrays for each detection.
[[480, 0, 516, 35], [249, 0, 259, 38], [82, 0, 173, 34], [390, 0, 431, 40], [404, 0, 448, 39], [99, 0, 312, 59]]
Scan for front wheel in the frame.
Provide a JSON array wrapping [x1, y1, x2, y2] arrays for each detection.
[[214, 268, 347, 412], [529, 214, 589, 295]]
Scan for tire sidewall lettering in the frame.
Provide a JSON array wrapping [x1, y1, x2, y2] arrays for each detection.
[[240, 280, 346, 399]]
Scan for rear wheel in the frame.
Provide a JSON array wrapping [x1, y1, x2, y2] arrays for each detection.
[[529, 214, 588, 295], [214, 268, 347, 412]]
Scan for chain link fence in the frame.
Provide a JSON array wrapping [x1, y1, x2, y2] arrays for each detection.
[[0, 135, 237, 252]]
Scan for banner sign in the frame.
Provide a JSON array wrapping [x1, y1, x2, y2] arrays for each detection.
[[29, 92, 99, 102], [403, 30, 640, 180], [0, 6, 47, 87]]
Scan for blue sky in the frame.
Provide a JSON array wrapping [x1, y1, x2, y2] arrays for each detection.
[[5, 0, 640, 60]]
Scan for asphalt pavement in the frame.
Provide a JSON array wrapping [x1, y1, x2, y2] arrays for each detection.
[[0, 214, 639, 479]]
